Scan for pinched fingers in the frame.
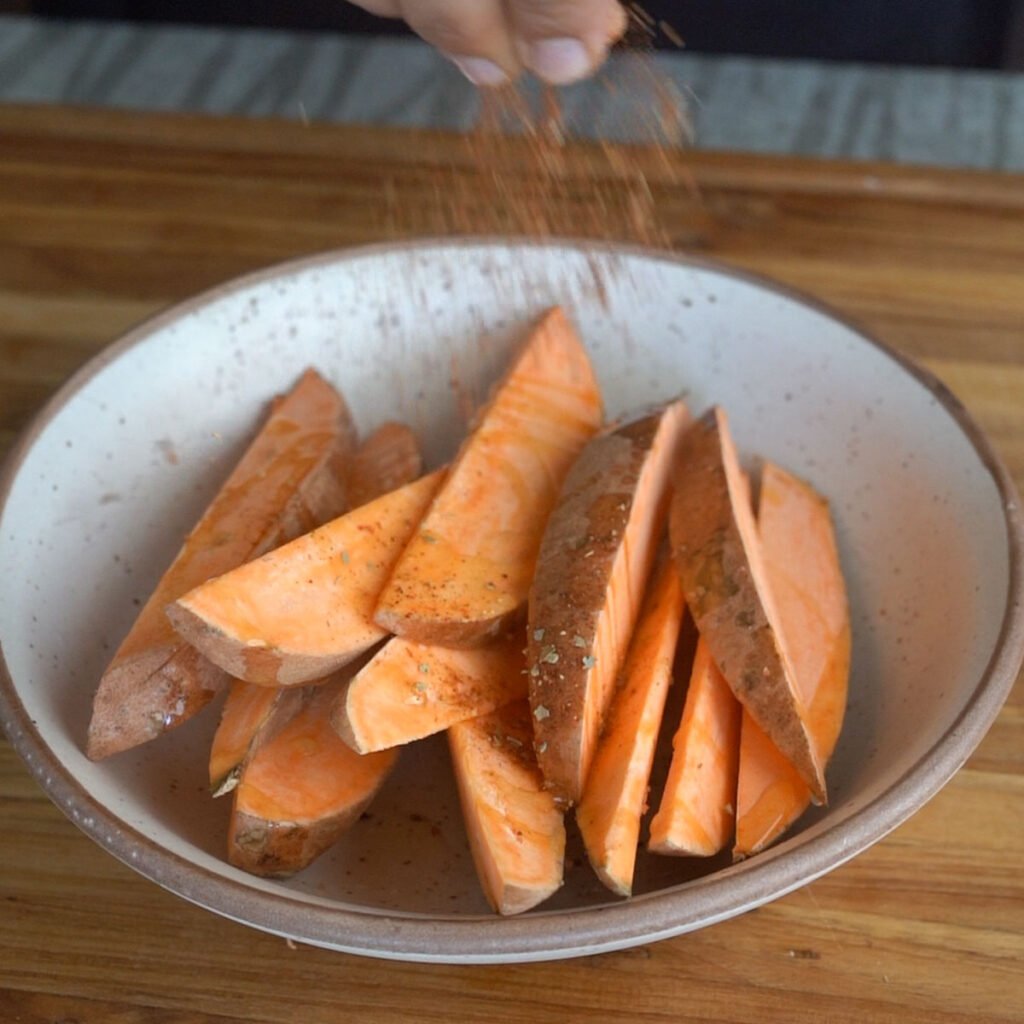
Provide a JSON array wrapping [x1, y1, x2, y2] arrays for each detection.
[[507, 0, 627, 84], [345, 0, 626, 85]]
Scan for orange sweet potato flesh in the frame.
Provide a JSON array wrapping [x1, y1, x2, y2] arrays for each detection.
[[87, 369, 356, 760], [528, 400, 690, 805], [576, 555, 686, 895], [209, 683, 292, 796], [374, 308, 604, 647], [167, 469, 445, 686], [208, 422, 424, 794], [345, 422, 422, 509], [669, 407, 827, 803], [647, 637, 742, 856], [448, 700, 566, 915], [331, 631, 525, 754], [734, 462, 851, 857], [229, 675, 398, 877], [733, 715, 807, 858]]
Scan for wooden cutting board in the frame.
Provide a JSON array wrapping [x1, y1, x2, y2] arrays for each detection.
[[1, 103, 1021, 1024]]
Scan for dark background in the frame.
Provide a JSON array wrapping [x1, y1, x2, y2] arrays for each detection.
[[7, 1, 1024, 69]]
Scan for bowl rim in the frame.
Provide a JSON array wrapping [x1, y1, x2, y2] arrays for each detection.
[[2, 236, 1022, 963]]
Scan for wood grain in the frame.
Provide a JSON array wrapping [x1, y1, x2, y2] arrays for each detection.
[[1, 104, 1022, 1023]]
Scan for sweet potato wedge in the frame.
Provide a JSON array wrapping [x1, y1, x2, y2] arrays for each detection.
[[528, 400, 690, 805], [757, 463, 851, 765], [734, 462, 851, 857], [209, 682, 298, 796], [167, 469, 445, 686], [331, 632, 525, 753], [449, 700, 566, 915], [669, 407, 826, 802], [87, 368, 356, 760], [207, 422, 424, 793], [733, 714, 807, 858], [229, 674, 398, 877], [647, 637, 742, 856], [576, 555, 686, 895], [345, 422, 422, 509], [374, 308, 603, 647]]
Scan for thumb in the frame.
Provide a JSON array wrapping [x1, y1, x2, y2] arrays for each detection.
[[507, 0, 627, 85]]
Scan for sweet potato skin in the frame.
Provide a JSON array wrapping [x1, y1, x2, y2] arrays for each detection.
[[89, 645, 225, 762], [230, 804, 370, 879], [669, 407, 826, 802], [87, 369, 355, 760], [528, 402, 689, 805]]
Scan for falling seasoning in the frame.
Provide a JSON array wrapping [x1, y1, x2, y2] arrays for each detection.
[[384, 42, 692, 249]]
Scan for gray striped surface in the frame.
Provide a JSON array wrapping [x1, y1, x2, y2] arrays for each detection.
[[1, 14, 1023, 170]]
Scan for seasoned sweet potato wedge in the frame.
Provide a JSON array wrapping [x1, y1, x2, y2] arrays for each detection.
[[449, 700, 566, 915], [647, 636, 742, 857], [87, 369, 355, 760], [669, 408, 827, 803], [168, 469, 445, 686], [374, 307, 603, 647], [576, 555, 685, 895], [734, 462, 851, 857], [208, 422, 424, 793], [528, 400, 690, 804], [331, 631, 525, 753], [229, 675, 397, 877]]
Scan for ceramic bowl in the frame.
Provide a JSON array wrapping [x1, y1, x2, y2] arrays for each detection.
[[1, 240, 1021, 963]]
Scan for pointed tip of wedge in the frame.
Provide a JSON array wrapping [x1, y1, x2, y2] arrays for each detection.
[[493, 879, 565, 916], [587, 862, 632, 899], [328, 685, 366, 754], [211, 766, 242, 798]]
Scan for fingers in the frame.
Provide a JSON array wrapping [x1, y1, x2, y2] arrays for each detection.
[[507, 0, 627, 84], [344, 0, 627, 86], [397, 0, 520, 85], [346, 0, 403, 16]]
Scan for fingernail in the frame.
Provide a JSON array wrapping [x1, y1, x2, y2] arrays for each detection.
[[448, 55, 509, 87], [523, 38, 593, 85]]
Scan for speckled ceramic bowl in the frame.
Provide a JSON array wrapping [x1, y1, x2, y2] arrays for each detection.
[[1, 240, 1021, 963]]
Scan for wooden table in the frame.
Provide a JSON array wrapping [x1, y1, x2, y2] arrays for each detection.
[[1, 104, 1022, 1023]]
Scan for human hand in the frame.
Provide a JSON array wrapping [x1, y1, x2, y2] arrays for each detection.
[[349, 0, 627, 86]]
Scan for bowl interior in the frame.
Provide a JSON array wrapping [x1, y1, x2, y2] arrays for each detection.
[[0, 241, 1015, 953]]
